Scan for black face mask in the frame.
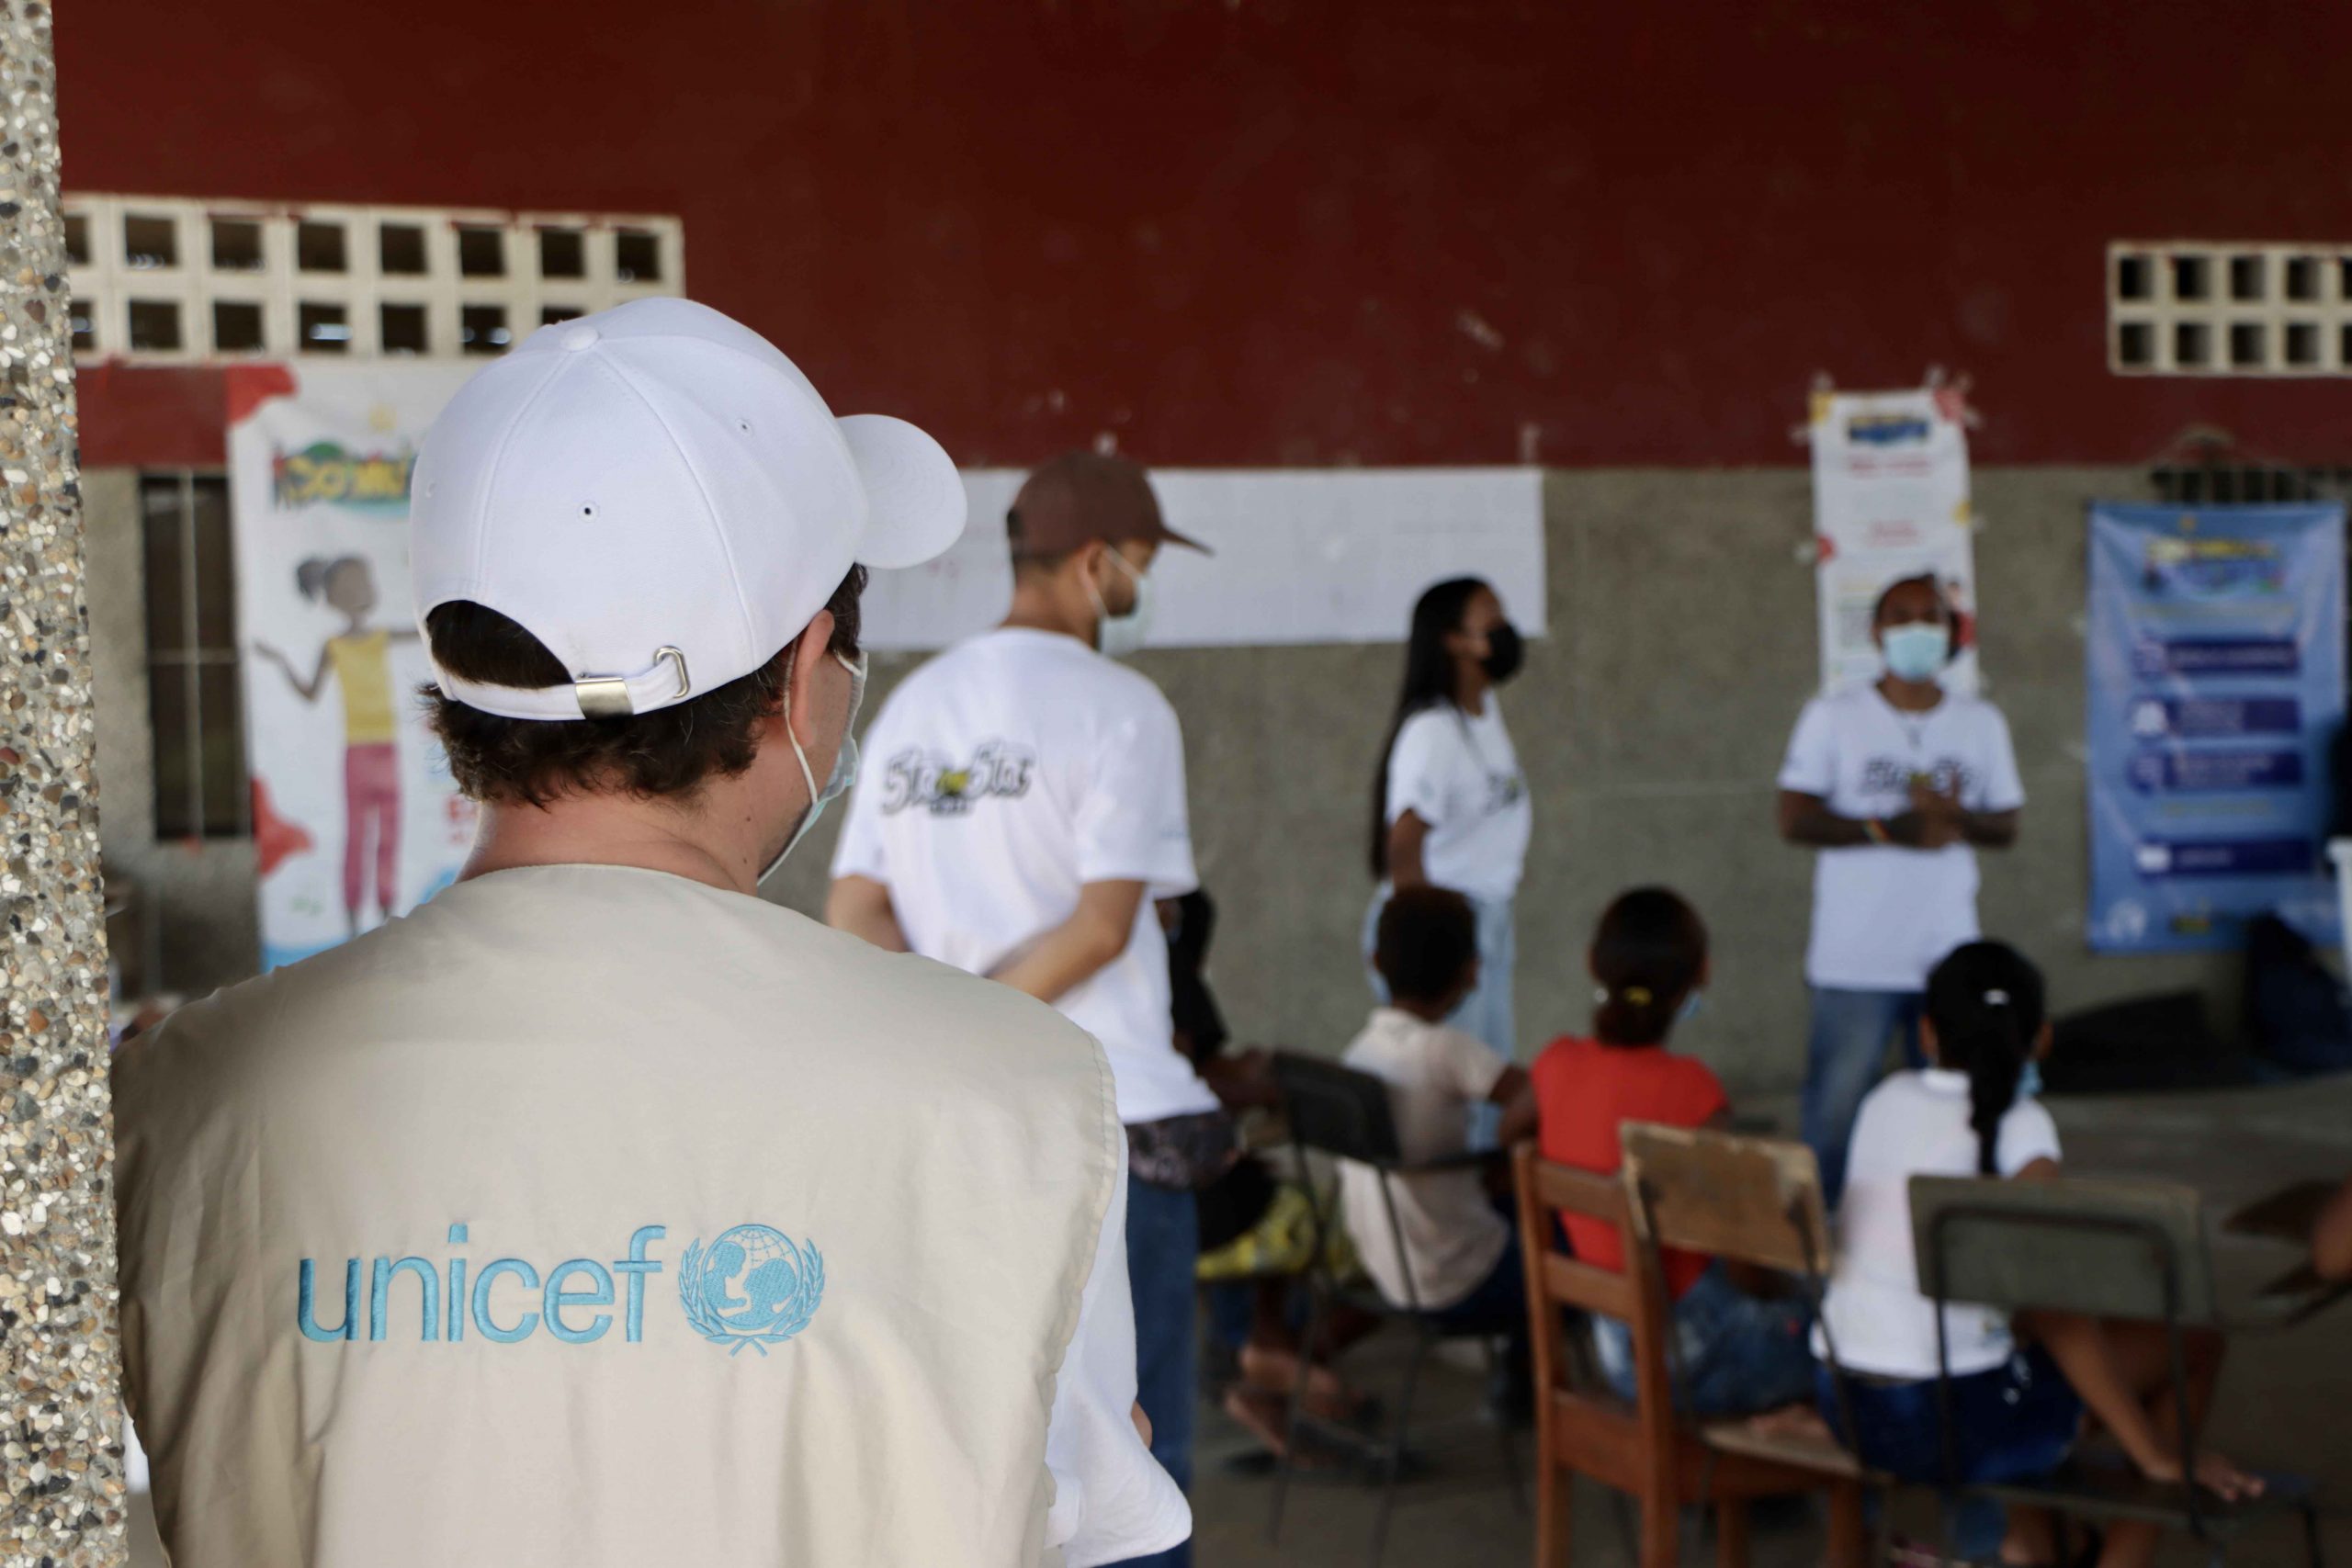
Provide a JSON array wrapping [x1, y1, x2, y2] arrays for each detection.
[[1481, 621, 1524, 684]]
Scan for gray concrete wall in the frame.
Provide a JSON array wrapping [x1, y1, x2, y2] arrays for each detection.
[[86, 463, 2237, 1095]]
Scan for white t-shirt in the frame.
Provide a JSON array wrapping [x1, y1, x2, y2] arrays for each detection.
[[1777, 684, 2026, 991], [1337, 1008, 1511, 1312], [1815, 1068, 2064, 1379], [833, 627, 1218, 1126], [1384, 698, 1532, 903], [113, 866, 1189, 1568]]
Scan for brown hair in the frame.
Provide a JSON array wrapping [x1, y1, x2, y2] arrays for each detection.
[[423, 567, 865, 807]]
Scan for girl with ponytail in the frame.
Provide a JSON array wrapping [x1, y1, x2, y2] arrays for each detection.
[[1923, 941, 2044, 1175], [1817, 942, 2263, 1566], [1531, 888, 1819, 1416]]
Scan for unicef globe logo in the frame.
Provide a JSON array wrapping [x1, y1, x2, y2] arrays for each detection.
[[677, 1225, 825, 1356]]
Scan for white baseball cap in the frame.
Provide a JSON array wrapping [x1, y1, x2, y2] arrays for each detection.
[[410, 298, 965, 720]]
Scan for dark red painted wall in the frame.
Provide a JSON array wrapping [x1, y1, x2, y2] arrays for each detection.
[[55, 1, 2352, 468]]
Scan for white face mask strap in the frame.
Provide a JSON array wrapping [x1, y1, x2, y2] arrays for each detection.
[[778, 647, 821, 810], [761, 645, 867, 886]]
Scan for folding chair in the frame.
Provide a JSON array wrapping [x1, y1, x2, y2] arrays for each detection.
[[1909, 1173, 2324, 1566], [1266, 1050, 1522, 1568], [1615, 1122, 1873, 1568]]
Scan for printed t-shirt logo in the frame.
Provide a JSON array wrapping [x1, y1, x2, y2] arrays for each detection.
[[881, 741, 1035, 816], [1482, 769, 1525, 815], [1860, 756, 1973, 798]]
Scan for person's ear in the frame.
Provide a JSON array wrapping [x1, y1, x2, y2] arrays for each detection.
[[782, 610, 837, 749], [2034, 1020, 2055, 1061], [1918, 1015, 1941, 1065], [1697, 953, 1713, 990]]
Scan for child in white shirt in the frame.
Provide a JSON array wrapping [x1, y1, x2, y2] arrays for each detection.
[[1338, 886, 1535, 1328], [1816, 942, 2263, 1568]]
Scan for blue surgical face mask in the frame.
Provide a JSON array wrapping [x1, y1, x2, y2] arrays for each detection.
[[763, 648, 867, 886], [1088, 549, 1155, 660], [2018, 1056, 2044, 1100], [1882, 622, 1951, 682], [1677, 988, 1706, 1025]]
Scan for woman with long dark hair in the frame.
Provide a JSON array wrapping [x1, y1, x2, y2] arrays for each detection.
[[1364, 576, 1532, 1070], [1816, 941, 2263, 1567]]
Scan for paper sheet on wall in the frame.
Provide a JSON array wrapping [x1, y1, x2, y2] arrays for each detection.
[[226, 363, 478, 971], [860, 468, 1547, 649], [1810, 388, 1979, 694]]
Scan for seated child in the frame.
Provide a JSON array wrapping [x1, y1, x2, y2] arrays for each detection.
[[1532, 886, 1815, 1416], [1816, 940, 2263, 1568], [1337, 886, 1535, 1337], [1167, 891, 1372, 1450]]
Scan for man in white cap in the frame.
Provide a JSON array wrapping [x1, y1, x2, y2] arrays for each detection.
[[112, 301, 1191, 1567], [828, 452, 1217, 1566]]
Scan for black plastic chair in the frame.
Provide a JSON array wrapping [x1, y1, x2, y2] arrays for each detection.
[[1908, 1173, 2324, 1567], [1263, 1050, 1522, 1568]]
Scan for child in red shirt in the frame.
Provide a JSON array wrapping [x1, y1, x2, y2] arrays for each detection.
[[1532, 887, 1815, 1416]]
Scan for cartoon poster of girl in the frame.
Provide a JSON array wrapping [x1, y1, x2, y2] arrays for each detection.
[[254, 556, 419, 936]]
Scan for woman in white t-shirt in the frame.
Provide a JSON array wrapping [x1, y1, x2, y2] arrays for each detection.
[[1366, 578, 1534, 1074], [1815, 942, 2262, 1568]]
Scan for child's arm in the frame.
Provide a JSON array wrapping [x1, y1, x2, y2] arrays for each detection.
[[253, 642, 330, 702], [1490, 1066, 1534, 1145], [2312, 1172, 2352, 1280]]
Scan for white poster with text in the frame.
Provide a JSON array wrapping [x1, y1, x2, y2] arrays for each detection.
[[1810, 388, 1979, 694]]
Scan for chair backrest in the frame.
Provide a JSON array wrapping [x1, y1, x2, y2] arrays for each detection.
[[1908, 1174, 2216, 1325], [1511, 1145, 1642, 1327], [1618, 1122, 1834, 1279], [1513, 1145, 1679, 1499], [1270, 1050, 1402, 1165]]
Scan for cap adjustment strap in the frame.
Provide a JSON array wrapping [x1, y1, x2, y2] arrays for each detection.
[[437, 645, 692, 721]]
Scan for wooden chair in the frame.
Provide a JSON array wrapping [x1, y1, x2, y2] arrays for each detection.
[[1514, 1140, 1868, 1568], [1909, 1173, 2323, 1565]]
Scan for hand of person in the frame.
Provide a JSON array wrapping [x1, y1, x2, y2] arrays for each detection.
[[2139, 1446, 2267, 1501], [1905, 780, 1967, 849], [1130, 1401, 1153, 1447], [1884, 809, 1962, 851]]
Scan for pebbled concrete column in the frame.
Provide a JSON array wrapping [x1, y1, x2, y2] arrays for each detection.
[[0, 3, 129, 1564]]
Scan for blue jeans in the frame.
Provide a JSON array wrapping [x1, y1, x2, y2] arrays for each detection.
[[1817, 1346, 2083, 1485], [1115, 1172, 1198, 1568], [1801, 987, 1924, 1208], [1592, 1262, 1817, 1416], [1364, 890, 1518, 1145]]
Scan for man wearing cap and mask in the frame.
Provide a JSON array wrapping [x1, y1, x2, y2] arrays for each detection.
[[830, 452, 1218, 1566], [112, 303, 1190, 1567]]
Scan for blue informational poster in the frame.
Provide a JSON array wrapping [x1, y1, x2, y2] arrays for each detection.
[[2086, 502, 2346, 953]]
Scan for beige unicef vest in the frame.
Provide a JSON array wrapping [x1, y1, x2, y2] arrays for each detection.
[[114, 866, 1119, 1567]]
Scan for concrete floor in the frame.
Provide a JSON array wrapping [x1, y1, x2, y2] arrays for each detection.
[[125, 1077, 2352, 1566]]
